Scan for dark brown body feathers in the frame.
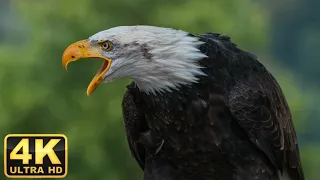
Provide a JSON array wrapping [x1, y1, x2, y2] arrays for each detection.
[[122, 33, 304, 180]]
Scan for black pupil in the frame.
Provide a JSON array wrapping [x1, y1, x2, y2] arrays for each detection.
[[103, 43, 108, 48]]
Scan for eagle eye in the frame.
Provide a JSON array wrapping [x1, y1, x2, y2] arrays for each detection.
[[100, 40, 113, 51]]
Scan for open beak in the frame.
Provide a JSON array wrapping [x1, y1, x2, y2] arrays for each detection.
[[62, 40, 112, 96]]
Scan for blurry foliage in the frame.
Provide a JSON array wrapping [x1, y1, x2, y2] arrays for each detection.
[[268, 0, 320, 85], [0, 0, 318, 180]]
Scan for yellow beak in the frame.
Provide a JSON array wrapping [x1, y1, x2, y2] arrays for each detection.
[[62, 40, 112, 96]]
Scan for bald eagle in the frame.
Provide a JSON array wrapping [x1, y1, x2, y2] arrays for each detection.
[[62, 26, 304, 180]]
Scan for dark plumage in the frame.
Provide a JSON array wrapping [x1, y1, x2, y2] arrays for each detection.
[[122, 33, 304, 180]]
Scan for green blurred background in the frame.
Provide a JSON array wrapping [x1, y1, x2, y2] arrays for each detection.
[[0, 0, 319, 179]]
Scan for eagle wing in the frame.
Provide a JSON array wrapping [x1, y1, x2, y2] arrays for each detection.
[[198, 33, 303, 179], [228, 62, 304, 180], [122, 89, 146, 170]]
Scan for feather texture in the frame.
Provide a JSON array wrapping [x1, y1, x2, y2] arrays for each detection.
[[122, 33, 304, 180]]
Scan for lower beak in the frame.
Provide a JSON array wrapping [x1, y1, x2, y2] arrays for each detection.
[[62, 39, 112, 96]]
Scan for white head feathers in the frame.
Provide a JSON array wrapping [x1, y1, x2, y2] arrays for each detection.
[[89, 26, 207, 95]]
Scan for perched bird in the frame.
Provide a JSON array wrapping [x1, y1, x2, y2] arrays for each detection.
[[62, 26, 304, 180]]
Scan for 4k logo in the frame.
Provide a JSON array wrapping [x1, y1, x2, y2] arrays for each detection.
[[4, 134, 68, 178]]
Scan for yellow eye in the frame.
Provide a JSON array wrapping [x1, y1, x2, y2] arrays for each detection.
[[100, 41, 113, 51]]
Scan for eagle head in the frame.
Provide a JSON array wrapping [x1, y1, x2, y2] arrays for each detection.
[[62, 26, 207, 95]]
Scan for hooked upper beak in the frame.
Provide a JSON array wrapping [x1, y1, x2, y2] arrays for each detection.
[[62, 39, 112, 96]]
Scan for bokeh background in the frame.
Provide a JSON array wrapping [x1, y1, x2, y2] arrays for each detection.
[[0, 0, 319, 179]]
